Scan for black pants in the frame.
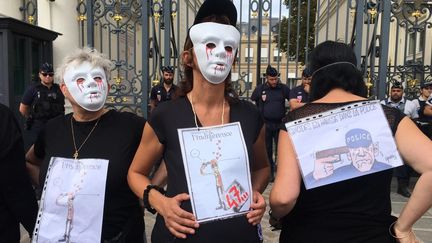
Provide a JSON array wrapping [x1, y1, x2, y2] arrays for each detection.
[[394, 163, 414, 187], [0, 211, 20, 243], [265, 122, 280, 177]]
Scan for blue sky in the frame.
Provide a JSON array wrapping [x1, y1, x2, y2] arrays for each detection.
[[233, 0, 290, 22]]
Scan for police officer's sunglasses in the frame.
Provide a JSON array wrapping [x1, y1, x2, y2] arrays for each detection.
[[41, 72, 54, 77]]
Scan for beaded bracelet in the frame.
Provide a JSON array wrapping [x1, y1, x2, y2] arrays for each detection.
[[143, 184, 166, 214], [389, 221, 413, 239]]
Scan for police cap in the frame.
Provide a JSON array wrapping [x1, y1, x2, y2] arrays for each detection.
[[40, 63, 54, 73], [345, 128, 372, 148], [391, 81, 403, 89], [302, 67, 312, 78], [420, 81, 432, 89], [266, 65, 279, 77], [161, 66, 174, 73]]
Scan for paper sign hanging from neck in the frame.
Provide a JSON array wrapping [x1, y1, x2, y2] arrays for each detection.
[[285, 100, 403, 190]]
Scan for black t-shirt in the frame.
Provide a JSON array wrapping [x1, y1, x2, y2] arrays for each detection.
[[280, 102, 405, 243], [0, 104, 38, 241], [21, 83, 65, 121], [34, 110, 145, 240], [251, 83, 290, 122], [288, 85, 309, 104], [149, 97, 263, 243], [150, 83, 178, 106]]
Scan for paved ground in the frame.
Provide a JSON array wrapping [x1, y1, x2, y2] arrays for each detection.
[[21, 177, 432, 243]]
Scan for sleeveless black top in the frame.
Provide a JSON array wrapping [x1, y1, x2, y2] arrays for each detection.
[[149, 97, 264, 243], [280, 101, 405, 243]]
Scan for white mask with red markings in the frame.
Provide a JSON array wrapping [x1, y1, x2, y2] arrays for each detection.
[[64, 61, 108, 111], [190, 22, 240, 84]]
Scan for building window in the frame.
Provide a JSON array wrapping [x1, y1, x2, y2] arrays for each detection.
[[273, 56, 282, 62], [408, 30, 425, 55], [261, 48, 268, 64], [273, 49, 282, 62], [408, 32, 415, 55], [245, 47, 254, 63]]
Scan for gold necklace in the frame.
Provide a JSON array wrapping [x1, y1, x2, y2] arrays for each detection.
[[70, 115, 101, 159], [188, 93, 225, 128]]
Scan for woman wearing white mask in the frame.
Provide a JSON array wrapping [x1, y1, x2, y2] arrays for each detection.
[[128, 0, 269, 242], [26, 48, 146, 243]]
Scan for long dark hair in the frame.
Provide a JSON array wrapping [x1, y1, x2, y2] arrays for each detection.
[[176, 15, 239, 104], [308, 41, 367, 101]]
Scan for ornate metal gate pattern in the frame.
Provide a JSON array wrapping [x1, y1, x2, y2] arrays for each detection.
[[315, 0, 432, 100], [68, 0, 432, 116], [386, 1, 432, 100]]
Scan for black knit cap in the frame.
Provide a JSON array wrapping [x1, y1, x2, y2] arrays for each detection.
[[193, 0, 237, 26], [40, 63, 54, 73]]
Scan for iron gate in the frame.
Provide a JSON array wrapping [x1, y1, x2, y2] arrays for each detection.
[[20, 0, 432, 117]]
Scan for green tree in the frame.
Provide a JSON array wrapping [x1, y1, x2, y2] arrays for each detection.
[[275, 0, 316, 64]]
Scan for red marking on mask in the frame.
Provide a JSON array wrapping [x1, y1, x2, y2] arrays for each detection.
[[206, 46, 213, 60]]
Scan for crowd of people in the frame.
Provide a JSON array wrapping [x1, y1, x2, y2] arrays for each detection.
[[1, 0, 432, 242]]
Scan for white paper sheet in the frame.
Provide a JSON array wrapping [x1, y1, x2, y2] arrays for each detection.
[[33, 157, 109, 243], [178, 122, 252, 223], [285, 100, 403, 189]]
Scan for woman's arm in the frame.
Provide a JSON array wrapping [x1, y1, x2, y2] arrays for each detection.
[[247, 126, 270, 225], [393, 117, 432, 241], [269, 130, 302, 219], [127, 123, 199, 239]]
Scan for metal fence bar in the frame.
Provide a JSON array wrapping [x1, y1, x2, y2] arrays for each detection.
[[142, 0, 150, 118], [345, 0, 349, 43], [335, 0, 340, 40], [256, 0, 263, 86], [86, 0, 94, 47], [305, 0, 311, 64], [377, 0, 390, 100], [295, 0, 301, 72], [354, 0, 364, 68]]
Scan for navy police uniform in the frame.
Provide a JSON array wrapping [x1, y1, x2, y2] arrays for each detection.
[[150, 84, 178, 108], [289, 85, 309, 104], [251, 67, 290, 179], [21, 82, 65, 150]]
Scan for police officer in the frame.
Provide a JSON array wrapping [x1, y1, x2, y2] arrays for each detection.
[[149, 65, 178, 113], [414, 81, 432, 138], [19, 63, 65, 151], [380, 81, 417, 197], [289, 67, 312, 111], [251, 65, 290, 181]]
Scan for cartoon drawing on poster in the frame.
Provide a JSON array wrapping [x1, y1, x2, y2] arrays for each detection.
[[285, 101, 403, 189], [32, 157, 108, 243], [178, 122, 252, 223]]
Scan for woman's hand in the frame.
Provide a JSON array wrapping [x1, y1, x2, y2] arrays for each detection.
[[246, 191, 266, 225], [158, 193, 199, 239], [393, 222, 419, 243]]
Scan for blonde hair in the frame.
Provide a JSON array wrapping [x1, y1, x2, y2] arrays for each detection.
[[56, 47, 114, 83]]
